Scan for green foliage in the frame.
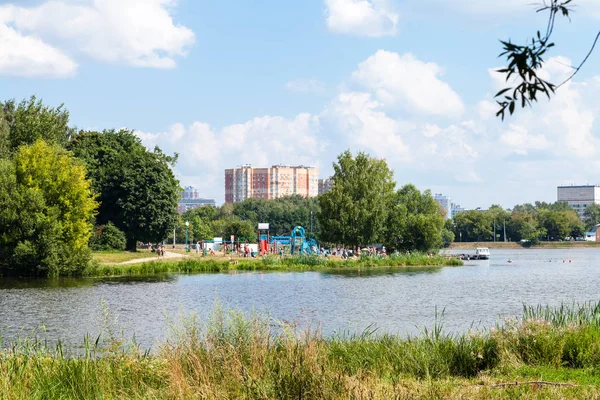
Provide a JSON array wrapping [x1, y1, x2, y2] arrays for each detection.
[[495, 1, 575, 119], [319, 150, 395, 247], [452, 210, 494, 242], [441, 228, 455, 248], [450, 202, 581, 243], [89, 222, 127, 251], [1, 96, 73, 151], [0, 107, 9, 159], [5, 301, 600, 399], [69, 130, 180, 250], [583, 203, 600, 231], [211, 216, 256, 242], [232, 195, 320, 236], [0, 141, 96, 276], [386, 185, 444, 252]]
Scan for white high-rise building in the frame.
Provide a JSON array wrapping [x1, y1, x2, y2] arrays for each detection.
[[434, 194, 452, 220], [557, 185, 600, 219]]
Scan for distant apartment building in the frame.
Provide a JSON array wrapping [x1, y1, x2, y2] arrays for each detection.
[[177, 186, 215, 213], [557, 185, 600, 218], [318, 178, 333, 195], [451, 204, 467, 219], [224, 164, 319, 203], [434, 194, 452, 220]]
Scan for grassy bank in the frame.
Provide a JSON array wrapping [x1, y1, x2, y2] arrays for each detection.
[[2, 302, 600, 399], [85, 253, 462, 277]]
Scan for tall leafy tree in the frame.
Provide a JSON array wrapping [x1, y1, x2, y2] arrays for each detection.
[[69, 130, 180, 250], [386, 184, 444, 251], [583, 203, 600, 231], [318, 150, 395, 247], [0, 141, 96, 276], [0, 107, 9, 159], [2, 96, 73, 151]]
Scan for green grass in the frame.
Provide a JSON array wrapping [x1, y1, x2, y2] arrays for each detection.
[[2, 301, 600, 399], [83, 253, 462, 277], [92, 250, 154, 264]]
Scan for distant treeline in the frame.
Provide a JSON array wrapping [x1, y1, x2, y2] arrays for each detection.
[[448, 201, 594, 244]]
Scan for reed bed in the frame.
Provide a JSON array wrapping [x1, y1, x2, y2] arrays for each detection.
[[2, 301, 600, 399], [84, 253, 461, 277]]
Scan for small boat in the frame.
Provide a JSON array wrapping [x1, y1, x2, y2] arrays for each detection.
[[458, 247, 490, 261]]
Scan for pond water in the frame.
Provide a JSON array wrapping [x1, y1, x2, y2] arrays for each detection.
[[1, 248, 599, 350]]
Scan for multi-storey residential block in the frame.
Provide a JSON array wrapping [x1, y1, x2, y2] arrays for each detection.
[[451, 203, 466, 219], [557, 185, 600, 219], [225, 164, 319, 203], [434, 193, 452, 220], [318, 178, 333, 195], [177, 186, 215, 213]]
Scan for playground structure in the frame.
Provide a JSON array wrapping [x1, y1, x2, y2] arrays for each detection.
[[270, 226, 319, 255]]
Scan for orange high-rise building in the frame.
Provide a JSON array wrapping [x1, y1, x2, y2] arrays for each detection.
[[225, 164, 318, 203]]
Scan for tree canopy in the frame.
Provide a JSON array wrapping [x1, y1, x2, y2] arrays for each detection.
[[69, 130, 180, 250], [386, 184, 444, 252], [0, 141, 96, 276], [318, 150, 395, 247], [2, 96, 73, 151]]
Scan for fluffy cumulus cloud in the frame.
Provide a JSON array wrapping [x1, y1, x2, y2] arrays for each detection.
[[0, 23, 77, 78], [352, 50, 465, 117], [324, 91, 411, 161], [134, 49, 600, 207], [137, 114, 325, 200], [324, 0, 398, 37], [0, 0, 194, 77]]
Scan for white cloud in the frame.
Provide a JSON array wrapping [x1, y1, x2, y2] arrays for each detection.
[[0, 0, 194, 75], [285, 79, 326, 94], [0, 22, 77, 77], [324, 0, 398, 37], [136, 113, 325, 201], [324, 91, 411, 161], [352, 50, 465, 117], [499, 125, 552, 155]]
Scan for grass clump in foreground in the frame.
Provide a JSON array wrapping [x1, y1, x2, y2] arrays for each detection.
[[3, 302, 600, 399], [85, 252, 462, 277]]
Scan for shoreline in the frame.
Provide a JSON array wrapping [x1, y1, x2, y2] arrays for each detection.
[[84, 254, 462, 278], [2, 302, 599, 399], [449, 241, 600, 250]]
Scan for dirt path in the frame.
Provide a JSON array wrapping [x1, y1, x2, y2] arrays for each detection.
[[119, 251, 188, 265]]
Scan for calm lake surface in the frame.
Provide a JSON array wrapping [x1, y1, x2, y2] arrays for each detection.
[[1, 248, 599, 350]]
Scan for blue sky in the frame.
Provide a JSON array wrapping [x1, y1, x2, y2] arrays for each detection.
[[2, 0, 600, 208]]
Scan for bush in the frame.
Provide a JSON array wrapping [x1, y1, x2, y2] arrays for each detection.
[[89, 222, 127, 251]]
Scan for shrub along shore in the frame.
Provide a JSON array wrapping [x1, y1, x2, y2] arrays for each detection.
[[2, 302, 600, 399], [84, 253, 462, 277]]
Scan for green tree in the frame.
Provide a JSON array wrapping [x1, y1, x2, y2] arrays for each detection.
[[211, 217, 256, 242], [2, 96, 73, 151], [69, 130, 180, 250], [495, 1, 592, 119], [452, 210, 494, 242], [537, 209, 583, 240], [386, 185, 444, 252], [89, 222, 127, 251], [583, 204, 600, 231], [441, 228, 455, 248], [180, 210, 214, 243], [0, 141, 97, 276], [318, 151, 395, 247], [0, 107, 9, 158]]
